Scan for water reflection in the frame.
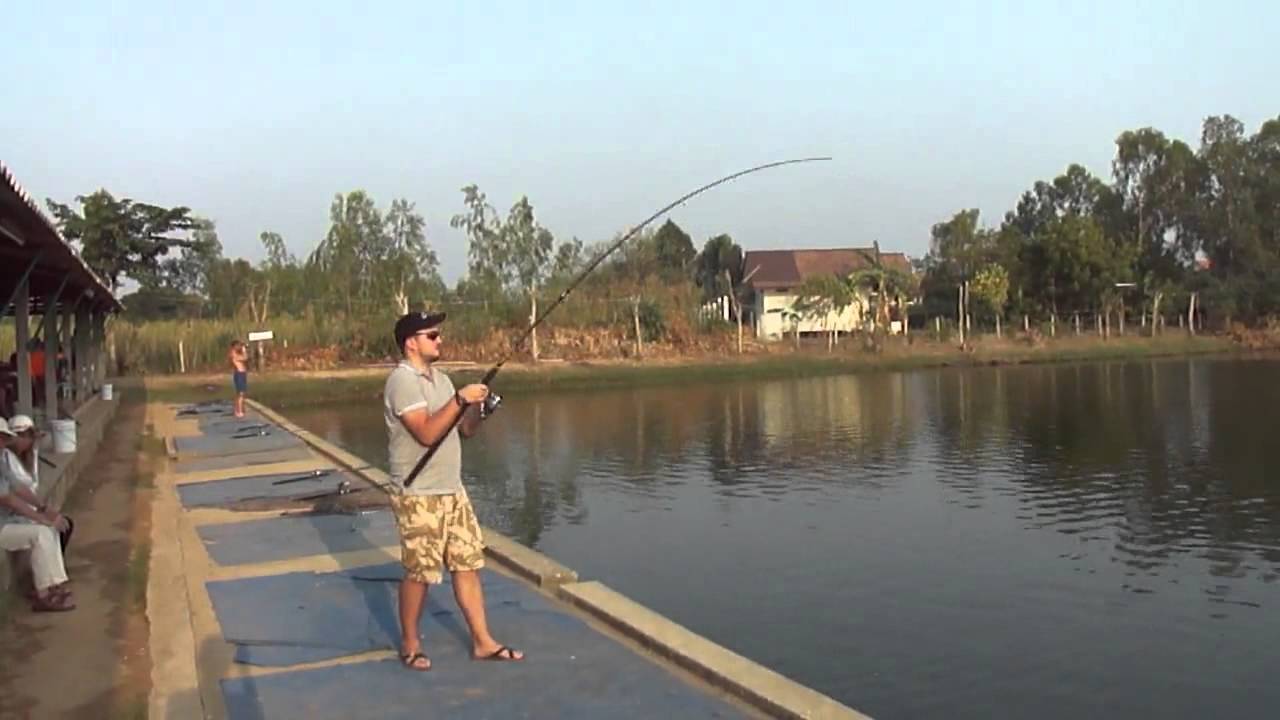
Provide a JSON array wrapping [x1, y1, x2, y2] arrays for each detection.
[[293, 359, 1280, 578]]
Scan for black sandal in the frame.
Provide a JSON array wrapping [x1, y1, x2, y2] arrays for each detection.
[[400, 651, 431, 671], [478, 646, 523, 662]]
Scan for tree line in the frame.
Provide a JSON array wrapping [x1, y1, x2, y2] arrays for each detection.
[[44, 110, 1280, 353], [43, 183, 753, 350], [918, 113, 1280, 334]]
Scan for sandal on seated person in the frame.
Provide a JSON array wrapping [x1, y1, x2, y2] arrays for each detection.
[[31, 591, 75, 613]]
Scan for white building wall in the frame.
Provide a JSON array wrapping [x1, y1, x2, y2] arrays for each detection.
[[753, 290, 869, 340]]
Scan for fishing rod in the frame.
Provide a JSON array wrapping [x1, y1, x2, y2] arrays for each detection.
[[231, 428, 271, 439], [271, 465, 377, 486], [404, 156, 832, 487], [272, 468, 333, 485]]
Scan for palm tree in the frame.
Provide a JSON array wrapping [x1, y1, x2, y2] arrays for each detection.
[[847, 241, 916, 344], [794, 273, 854, 351]]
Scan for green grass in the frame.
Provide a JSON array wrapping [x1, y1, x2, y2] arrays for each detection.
[[107, 282, 716, 375]]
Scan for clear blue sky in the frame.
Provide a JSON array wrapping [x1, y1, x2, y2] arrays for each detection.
[[5, 0, 1276, 283]]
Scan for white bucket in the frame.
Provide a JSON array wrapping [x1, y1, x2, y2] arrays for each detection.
[[102, 384, 114, 400], [51, 419, 77, 454]]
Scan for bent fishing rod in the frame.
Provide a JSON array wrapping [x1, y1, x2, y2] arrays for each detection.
[[404, 156, 832, 487]]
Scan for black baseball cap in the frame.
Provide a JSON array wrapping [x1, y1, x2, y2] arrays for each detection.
[[394, 311, 447, 348]]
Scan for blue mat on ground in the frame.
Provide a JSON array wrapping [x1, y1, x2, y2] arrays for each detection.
[[216, 566, 747, 719], [172, 430, 303, 459], [221, 657, 747, 719], [197, 511, 400, 566], [173, 446, 315, 474], [207, 563, 554, 666], [178, 468, 356, 508], [194, 415, 271, 435], [175, 401, 233, 416]]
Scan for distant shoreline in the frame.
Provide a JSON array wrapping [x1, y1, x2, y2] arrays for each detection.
[[140, 334, 1252, 407]]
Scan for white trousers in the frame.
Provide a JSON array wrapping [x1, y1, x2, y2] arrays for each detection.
[[0, 523, 69, 591]]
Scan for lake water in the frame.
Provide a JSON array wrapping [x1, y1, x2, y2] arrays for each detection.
[[286, 356, 1280, 719]]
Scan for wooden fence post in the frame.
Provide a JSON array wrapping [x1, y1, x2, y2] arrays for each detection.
[[632, 296, 643, 358]]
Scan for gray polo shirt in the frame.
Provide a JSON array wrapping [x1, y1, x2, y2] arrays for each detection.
[[383, 362, 463, 496]]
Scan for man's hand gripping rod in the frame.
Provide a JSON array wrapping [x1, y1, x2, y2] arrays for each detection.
[[403, 156, 831, 487]]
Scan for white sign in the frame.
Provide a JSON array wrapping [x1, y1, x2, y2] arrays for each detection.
[[248, 330, 274, 342]]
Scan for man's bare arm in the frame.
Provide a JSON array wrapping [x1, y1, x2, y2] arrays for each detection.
[[398, 399, 467, 448], [9, 481, 45, 511], [0, 493, 57, 526], [395, 382, 488, 448], [459, 404, 483, 438]]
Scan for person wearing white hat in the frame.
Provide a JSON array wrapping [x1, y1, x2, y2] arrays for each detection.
[[0, 417, 75, 611], [4, 415, 40, 492], [2, 414, 73, 550]]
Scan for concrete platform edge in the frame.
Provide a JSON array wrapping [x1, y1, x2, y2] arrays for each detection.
[[559, 581, 873, 720], [145, 398, 207, 719]]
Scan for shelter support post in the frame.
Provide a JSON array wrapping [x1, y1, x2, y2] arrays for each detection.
[[61, 300, 76, 402], [74, 304, 89, 403], [14, 278, 32, 416], [44, 281, 66, 420], [93, 311, 107, 390]]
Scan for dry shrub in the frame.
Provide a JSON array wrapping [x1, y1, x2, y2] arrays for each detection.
[[1228, 320, 1280, 350]]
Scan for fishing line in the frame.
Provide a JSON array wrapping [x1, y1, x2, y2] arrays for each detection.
[[404, 156, 832, 487]]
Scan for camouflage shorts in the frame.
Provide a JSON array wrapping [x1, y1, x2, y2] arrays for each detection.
[[389, 490, 485, 584]]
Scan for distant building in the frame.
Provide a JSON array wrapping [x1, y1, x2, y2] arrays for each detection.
[[742, 248, 913, 340]]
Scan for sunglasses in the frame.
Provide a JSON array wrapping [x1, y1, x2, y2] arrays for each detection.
[[416, 330, 442, 341]]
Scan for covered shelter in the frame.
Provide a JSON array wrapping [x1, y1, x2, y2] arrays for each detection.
[[1, 159, 120, 423]]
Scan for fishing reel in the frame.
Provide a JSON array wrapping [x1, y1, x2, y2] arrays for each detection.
[[481, 392, 503, 419]]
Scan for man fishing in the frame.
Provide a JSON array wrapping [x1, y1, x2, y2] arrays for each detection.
[[384, 310, 524, 671], [372, 158, 826, 672]]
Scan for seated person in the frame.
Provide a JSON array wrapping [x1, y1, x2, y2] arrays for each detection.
[[3, 415, 73, 551], [0, 417, 74, 612]]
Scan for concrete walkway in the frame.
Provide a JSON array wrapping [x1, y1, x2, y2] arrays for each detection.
[[148, 397, 869, 720]]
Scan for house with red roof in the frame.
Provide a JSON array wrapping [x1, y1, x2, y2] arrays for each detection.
[[742, 247, 914, 340]]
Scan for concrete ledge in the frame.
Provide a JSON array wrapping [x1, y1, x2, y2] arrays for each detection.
[[559, 581, 872, 720], [482, 532, 578, 589]]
